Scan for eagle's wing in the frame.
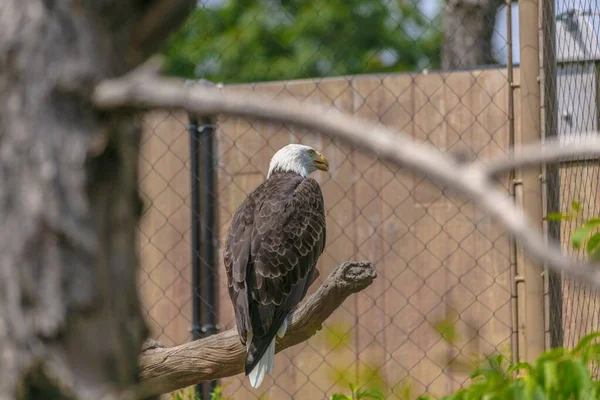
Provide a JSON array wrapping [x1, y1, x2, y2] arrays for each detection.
[[244, 176, 326, 373], [224, 193, 255, 344]]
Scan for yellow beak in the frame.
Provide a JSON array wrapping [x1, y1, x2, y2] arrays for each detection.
[[313, 152, 329, 172]]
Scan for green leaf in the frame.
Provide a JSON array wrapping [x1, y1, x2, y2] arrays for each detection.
[[542, 361, 558, 392], [589, 246, 600, 262], [573, 332, 600, 354], [536, 347, 566, 363], [508, 362, 533, 374], [574, 218, 600, 246], [572, 227, 590, 249], [577, 342, 600, 364], [546, 212, 570, 221], [547, 201, 582, 221], [348, 383, 356, 394], [587, 232, 600, 255], [356, 388, 385, 400], [586, 218, 600, 226], [560, 358, 591, 394], [492, 354, 505, 367], [330, 395, 351, 400]]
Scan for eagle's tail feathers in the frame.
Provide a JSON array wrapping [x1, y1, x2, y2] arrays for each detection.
[[248, 337, 275, 388], [277, 318, 288, 338], [266, 338, 275, 375], [246, 330, 253, 350]]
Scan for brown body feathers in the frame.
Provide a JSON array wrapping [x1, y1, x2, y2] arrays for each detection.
[[223, 171, 326, 375]]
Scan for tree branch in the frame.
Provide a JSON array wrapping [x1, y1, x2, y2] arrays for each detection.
[[480, 134, 600, 177], [136, 261, 375, 398], [92, 69, 600, 287]]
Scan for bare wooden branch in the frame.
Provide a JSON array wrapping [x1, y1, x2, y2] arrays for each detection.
[[92, 71, 600, 287], [137, 261, 375, 398], [480, 134, 600, 177]]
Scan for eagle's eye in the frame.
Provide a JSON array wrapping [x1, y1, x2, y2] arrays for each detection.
[[308, 149, 316, 157]]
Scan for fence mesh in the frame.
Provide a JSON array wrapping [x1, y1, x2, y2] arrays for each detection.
[[136, 1, 520, 399], [544, 0, 600, 367]]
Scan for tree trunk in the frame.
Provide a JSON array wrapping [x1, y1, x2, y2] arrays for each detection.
[[442, 0, 505, 69], [0, 1, 192, 399]]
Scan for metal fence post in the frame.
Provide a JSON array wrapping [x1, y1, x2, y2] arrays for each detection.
[[516, 0, 547, 361], [539, 0, 563, 350], [187, 79, 219, 399], [505, 0, 522, 366]]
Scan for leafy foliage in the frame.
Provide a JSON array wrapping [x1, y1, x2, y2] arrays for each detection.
[[327, 311, 600, 399], [168, 385, 232, 400], [547, 200, 600, 260], [330, 383, 386, 400], [161, 0, 441, 83], [546, 200, 581, 222], [429, 332, 600, 399]]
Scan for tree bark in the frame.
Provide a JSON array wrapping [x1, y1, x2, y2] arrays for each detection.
[[442, 0, 505, 69], [0, 1, 192, 399]]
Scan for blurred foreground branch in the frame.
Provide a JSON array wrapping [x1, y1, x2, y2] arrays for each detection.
[[93, 63, 600, 288], [137, 261, 375, 397]]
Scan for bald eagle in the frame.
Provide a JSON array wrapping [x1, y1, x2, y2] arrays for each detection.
[[224, 144, 329, 388]]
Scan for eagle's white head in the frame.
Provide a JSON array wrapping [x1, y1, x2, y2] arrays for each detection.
[[267, 144, 329, 179]]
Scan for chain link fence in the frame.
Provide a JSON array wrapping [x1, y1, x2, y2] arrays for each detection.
[[135, 0, 522, 399], [543, 0, 600, 368]]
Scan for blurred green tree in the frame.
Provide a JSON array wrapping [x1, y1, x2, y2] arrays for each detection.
[[161, 0, 442, 83]]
